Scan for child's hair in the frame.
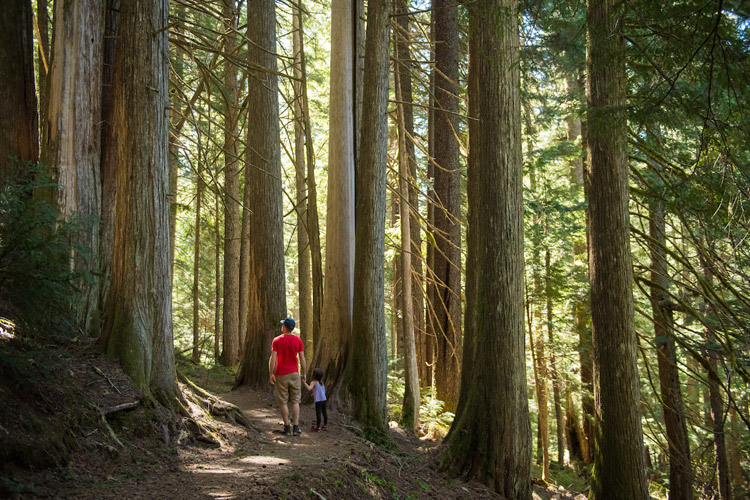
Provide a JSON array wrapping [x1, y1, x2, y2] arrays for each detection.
[[312, 367, 324, 381]]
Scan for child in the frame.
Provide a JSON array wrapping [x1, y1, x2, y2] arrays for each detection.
[[304, 368, 328, 431]]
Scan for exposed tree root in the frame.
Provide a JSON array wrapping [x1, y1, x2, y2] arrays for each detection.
[[177, 370, 259, 432]]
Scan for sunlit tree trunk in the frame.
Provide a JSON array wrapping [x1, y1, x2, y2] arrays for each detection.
[[0, 0, 38, 177], [168, 6, 184, 276], [214, 194, 222, 362], [530, 307, 550, 480], [235, 0, 287, 388], [586, 0, 648, 496], [99, 0, 178, 408], [546, 248, 564, 466], [443, 0, 531, 496], [221, 0, 241, 367], [44, 0, 104, 334], [343, 0, 390, 441], [36, 0, 51, 162], [394, 13, 419, 431], [310, 0, 355, 399], [649, 198, 692, 500], [192, 169, 203, 364], [293, 3, 312, 356]]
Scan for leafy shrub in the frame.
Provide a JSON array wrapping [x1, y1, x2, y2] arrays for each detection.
[[0, 161, 87, 332]]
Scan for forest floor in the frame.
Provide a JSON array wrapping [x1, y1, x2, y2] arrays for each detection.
[[0, 332, 588, 500]]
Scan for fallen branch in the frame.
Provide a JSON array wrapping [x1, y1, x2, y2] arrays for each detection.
[[99, 401, 140, 416]]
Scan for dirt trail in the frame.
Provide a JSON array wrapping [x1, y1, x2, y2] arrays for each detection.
[[42, 386, 503, 500]]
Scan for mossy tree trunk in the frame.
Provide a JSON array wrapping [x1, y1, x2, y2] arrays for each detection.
[[586, 0, 648, 496], [99, 0, 179, 409], [443, 0, 532, 496], [342, 0, 390, 441]]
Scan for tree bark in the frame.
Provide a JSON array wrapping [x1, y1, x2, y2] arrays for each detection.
[[99, 0, 178, 408], [293, 2, 313, 357], [36, 0, 51, 163], [394, 11, 419, 431], [0, 0, 39, 177], [431, 0, 462, 412], [214, 193, 222, 362], [235, 0, 287, 388], [546, 248, 565, 467], [648, 199, 692, 500], [343, 0, 390, 441], [586, 0, 648, 496], [443, 0, 531, 496], [530, 306, 550, 480], [310, 0, 356, 400], [192, 169, 203, 364], [44, 0, 105, 335], [221, 0, 241, 367]]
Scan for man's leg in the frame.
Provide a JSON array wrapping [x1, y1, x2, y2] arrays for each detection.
[[280, 403, 290, 425], [292, 403, 300, 425]]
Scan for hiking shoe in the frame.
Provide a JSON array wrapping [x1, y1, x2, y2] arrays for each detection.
[[321, 425, 327, 430], [292, 425, 302, 436], [282, 424, 291, 435], [311, 426, 320, 432]]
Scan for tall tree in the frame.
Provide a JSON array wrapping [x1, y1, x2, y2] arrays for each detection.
[[343, 0, 390, 441], [44, 0, 105, 334], [292, 2, 313, 356], [36, 0, 51, 162], [310, 0, 356, 397], [443, 0, 532, 496], [648, 196, 692, 499], [586, 0, 648, 496], [0, 1, 38, 176], [98, 0, 178, 408], [221, 0, 241, 367], [394, 5, 419, 431], [430, 0, 462, 413], [235, 0, 287, 387], [192, 165, 203, 364]]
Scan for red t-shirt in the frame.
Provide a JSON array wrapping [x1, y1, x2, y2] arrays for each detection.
[[272, 334, 304, 376]]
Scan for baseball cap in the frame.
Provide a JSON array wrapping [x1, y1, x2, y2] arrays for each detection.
[[280, 318, 296, 331]]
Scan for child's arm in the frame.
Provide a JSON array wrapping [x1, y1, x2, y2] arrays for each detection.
[[303, 379, 315, 391]]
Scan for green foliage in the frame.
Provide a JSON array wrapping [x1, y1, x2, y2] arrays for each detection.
[[0, 161, 87, 332]]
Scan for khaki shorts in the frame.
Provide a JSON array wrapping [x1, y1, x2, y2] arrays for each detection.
[[275, 372, 301, 405]]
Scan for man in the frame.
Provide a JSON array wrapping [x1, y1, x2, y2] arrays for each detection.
[[269, 317, 306, 436]]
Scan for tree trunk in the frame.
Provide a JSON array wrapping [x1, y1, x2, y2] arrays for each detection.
[[530, 305, 550, 480], [214, 193, 222, 363], [235, 0, 287, 388], [443, 0, 531, 496], [310, 0, 356, 400], [586, 0, 648, 496], [168, 6, 184, 278], [729, 407, 745, 494], [343, 0, 390, 441], [0, 0, 38, 177], [394, 13, 419, 431], [431, 0, 462, 412], [98, 0, 120, 318], [192, 170, 203, 364], [221, 0, 241, 367], [546, 248, 565, 466], [99, 0, 178, 408], [293, 3, 313, 357], [44, 0, 105, 335], [565, 391, 585, 462], [648, 199, 692, 500], [36, 0, 51, 163]]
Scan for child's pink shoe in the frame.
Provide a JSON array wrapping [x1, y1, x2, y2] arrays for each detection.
[[311, 426, 320, 432]]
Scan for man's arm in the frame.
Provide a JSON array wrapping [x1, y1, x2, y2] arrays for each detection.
[[269, 351, 278, 384], [298, 351, 307, 380]]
